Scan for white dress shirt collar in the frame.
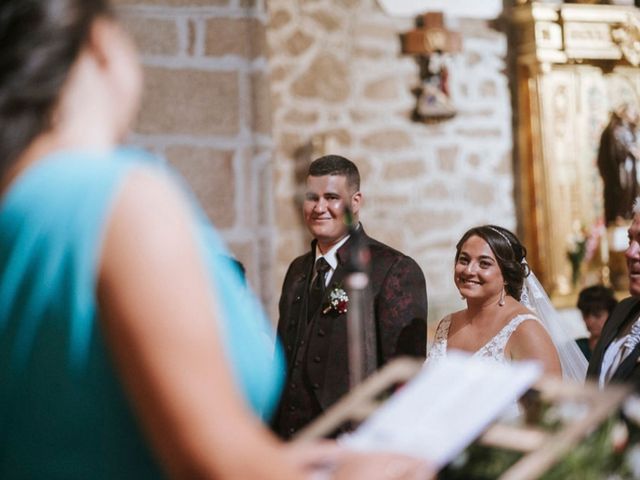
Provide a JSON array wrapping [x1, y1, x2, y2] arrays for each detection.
[[315, 234, 350, 273], [600, 316, 640, 388]]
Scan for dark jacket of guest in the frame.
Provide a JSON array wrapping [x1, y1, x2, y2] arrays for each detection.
[[272, 227, 427, 438], [587, 296, 640, 388]]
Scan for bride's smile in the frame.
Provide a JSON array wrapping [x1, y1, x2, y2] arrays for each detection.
[[454, 235, 504, 302]]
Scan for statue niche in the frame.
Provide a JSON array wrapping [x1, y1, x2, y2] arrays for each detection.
[[597, 104, 640, 226]]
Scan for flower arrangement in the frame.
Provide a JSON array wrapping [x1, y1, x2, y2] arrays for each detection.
[[566, 219, 607, 288], [440, 394, 640, 479], [322, 286, 349, 315], [566, 223, 587, 287]]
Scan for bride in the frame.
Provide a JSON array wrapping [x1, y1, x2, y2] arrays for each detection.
[[427, 225, 587, 382]]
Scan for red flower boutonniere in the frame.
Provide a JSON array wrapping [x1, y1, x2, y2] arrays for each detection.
[[322, 287, 349, 315]]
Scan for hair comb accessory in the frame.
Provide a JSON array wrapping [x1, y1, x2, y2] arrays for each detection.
[[487, 226, 511, 246]]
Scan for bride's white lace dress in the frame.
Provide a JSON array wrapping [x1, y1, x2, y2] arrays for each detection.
[[427, 313, 541, 365], [427, 313, 542, 420]]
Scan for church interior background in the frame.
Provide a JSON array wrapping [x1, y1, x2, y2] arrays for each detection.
[[113, 0, 640, 338]]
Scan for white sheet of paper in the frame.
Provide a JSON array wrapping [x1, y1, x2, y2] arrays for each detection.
[[341, 351, 542, 468]]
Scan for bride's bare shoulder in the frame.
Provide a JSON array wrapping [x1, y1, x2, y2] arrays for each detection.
[[446, 309, 466, 322], [504, 297, 535, 318], [444, 310, 467, 330]]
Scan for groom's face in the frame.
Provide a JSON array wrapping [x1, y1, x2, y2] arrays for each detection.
[[303, 174, 361, 252], [626, 216, 640, 296]]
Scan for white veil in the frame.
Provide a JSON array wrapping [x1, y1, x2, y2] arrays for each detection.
[[520, 269, 588, 383]]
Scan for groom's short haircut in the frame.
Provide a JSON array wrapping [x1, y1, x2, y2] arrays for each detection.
[[308, 155, 360, 192]]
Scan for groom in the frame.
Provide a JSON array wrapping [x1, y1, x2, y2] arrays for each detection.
[[587, 199, 640, 388], [272, 155, 428, 439]]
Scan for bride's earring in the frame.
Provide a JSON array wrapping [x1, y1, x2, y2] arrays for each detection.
[[498, 284, 506, 306]]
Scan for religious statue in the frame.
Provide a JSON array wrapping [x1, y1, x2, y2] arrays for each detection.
[[597, 104, 640, 225], [400, 12, 461, 122]]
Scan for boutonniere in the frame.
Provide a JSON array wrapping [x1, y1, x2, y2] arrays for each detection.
[[322, 286, 349, 315]]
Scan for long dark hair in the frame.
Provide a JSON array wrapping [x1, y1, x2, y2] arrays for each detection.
[[455, 225, 530, 300], [0, 0, 112, 176]]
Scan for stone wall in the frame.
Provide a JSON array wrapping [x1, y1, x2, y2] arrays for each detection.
[[114, 0, 277, 311], [112, 0, 516, 325], [266, 0, 515, 322]]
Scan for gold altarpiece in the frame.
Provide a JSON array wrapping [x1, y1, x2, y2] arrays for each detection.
[[511, 2, 640, 301]]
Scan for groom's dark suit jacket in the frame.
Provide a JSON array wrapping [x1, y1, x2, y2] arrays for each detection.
[[272, 227, 427, 438], [587, 296, 640, 389]]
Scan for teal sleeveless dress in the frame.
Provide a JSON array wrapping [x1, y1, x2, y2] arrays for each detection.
[[0, 148, 284, 478]]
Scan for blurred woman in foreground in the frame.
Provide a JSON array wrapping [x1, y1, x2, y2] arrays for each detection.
[[0, 1, 429, 478]]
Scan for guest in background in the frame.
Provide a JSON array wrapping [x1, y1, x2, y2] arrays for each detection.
[[273, 155, 428, 439], [575, 285, 618, 361], [588, 199, 640, 390], [0, 1, 430, 478]]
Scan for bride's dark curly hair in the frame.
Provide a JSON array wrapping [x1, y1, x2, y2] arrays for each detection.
[[0, 0, 112, 177], [455, 225, 531, 300]]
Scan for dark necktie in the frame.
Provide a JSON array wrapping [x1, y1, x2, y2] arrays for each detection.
[[308, 257, 331, 321]]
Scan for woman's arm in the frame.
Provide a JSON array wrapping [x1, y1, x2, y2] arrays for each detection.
[[97, 167, 301, 479], [508, 320, 562, 377]]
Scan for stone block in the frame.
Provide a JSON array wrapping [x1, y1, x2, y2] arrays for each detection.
[[165, 146, 236, 228], [337, 0, 364, 9], [256, 159, 273, 227], [121, 16, 179, 56], [382, 159, 425, 180], [285, 30, 314, 56], [361, 130, 412, 151], [364, 77, 398, 101], [136, 67, 239, 136], [354, 46, 386, 60], [204, 18, 266, 59], [480, 79, 497, 97], [437, 146, 459, 172], [422, 181, 449, 199], [309, 11, 341, 31], [292, 53, 349, 102], [466, 153, 482, 168], [283, 109, 320, 125], [455, 127, 502, 137], [280, 132, 306, 158], [269, 65, 288, 84], [187, 20, 196, 56], [269, 9, 292, 30], [407, 209, 458, 233], [250, 71, 273, 134], [463, 178, 495, 205], [351, 155, 372, 182], [466, 51, 482, 67], [497, 150, 513, 174], [353, 23, 397, 41]]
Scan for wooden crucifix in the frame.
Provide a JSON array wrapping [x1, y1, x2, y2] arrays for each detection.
[[400, 12, 462, 121]]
